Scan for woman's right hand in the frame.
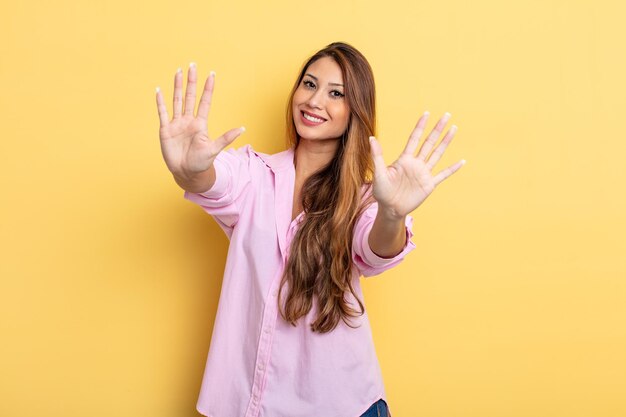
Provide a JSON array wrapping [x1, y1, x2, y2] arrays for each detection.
[[155, 63, 245, 181]]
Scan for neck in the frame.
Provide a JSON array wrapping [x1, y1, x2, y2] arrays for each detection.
[[293, 137, 340, 180]]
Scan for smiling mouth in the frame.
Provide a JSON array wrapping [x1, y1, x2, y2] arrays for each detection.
[[301, 111, 326, 124]]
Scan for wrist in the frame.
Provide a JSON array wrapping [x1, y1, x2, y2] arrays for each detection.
[[377, 204, 406, 222], [173, 165, 216, 193]]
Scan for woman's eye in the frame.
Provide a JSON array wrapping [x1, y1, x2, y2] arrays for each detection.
[[302, 80, 343, 98]]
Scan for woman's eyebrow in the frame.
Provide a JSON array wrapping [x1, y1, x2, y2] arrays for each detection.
[[305, 73, 344, 87]]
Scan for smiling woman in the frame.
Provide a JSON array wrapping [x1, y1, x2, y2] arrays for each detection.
[[155, 41, 463, 417], [281, 45, 382, 333], [292, 58, 349, 136]]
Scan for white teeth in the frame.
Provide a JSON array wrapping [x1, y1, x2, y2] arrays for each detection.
[[303, 112, 324, 123]]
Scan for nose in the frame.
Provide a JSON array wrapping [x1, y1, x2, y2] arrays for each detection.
[[306, 88, 324, 110]]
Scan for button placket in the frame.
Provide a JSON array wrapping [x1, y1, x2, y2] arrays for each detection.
[[258, 265, 285, 394], [245, 266, 283, 417], [246, 205, 293, 417]]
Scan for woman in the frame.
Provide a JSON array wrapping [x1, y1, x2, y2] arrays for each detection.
[[156, 42, 464, 417]]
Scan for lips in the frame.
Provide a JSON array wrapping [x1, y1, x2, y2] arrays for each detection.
[[301, 110, 326, 121], [300, 111, 326, 126]]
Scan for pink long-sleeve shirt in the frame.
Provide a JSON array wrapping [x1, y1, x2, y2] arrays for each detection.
[[183, 144, 416, 417]]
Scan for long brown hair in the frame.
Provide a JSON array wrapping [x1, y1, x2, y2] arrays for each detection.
[[278, 42, 378, 333]]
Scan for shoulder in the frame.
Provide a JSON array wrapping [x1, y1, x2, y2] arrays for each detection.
[[219, 144, 295, 174], [219, 144, 270, 167], [252, 145, 296, 173]]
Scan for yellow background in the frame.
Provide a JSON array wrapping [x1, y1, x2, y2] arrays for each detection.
[[1, 0, 625, 416]]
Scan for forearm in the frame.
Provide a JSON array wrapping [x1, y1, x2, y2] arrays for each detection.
[[367, 207, 408, 258], [173, 164, 216, 194]]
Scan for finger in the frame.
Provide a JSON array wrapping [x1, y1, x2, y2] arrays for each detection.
[[433, 159, 466, 186], [214, 126, 246, 152], [416, 112, 451, 161], [369, 136, 387, 182], [173, 67, 183, 119], [197, 71, 215, 121], [426, 125, 458, 171], [156, 87, 170, 129], [402, 111, 429, 156], [183, 62, 198, 117]]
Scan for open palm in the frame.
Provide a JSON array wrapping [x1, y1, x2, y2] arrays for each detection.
[[156, 63, 244, 180], [369, 112, 465, 218]]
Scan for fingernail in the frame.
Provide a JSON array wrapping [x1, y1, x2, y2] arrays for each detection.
[[461, 159, 466, 165], [369, 136, 375, 142], [444, 112, 451, 119], [189, 62, 196, 68], [240, 126, 246, 133], [210, 70, 216, 77], [156, 86, 160, 93], [176, 67, 182, 73], [424, 111, 430, 117]]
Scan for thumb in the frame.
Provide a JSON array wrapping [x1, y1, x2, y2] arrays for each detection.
[[369, 136, 386, 182], [215, 126, 246, 152]]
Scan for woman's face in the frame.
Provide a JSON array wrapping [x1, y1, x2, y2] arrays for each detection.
[[292, 56, 350, 142]]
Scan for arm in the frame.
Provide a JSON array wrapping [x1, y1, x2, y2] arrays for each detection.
[[182, 145, 254, 236], [351, 202, 416, 278], [366, 112, 465, 259], [368, 207, 408, 258]]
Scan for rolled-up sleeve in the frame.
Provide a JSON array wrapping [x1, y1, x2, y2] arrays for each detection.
[[352, 202, 416, 277], [183, 145, 252, 237]]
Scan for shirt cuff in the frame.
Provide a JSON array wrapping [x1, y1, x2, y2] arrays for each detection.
[[183, 156, 230, 200], [360, 215, 415, 266]]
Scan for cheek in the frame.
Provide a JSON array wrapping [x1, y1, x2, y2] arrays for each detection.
[[292, 88, 306, 104], [291, 97, 300, 116], [334, 105, 350, 126]]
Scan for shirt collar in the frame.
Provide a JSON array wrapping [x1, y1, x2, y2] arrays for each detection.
[[256, 146, 296, 173]]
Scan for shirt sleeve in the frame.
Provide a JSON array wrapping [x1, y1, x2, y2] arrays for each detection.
[[352, 201, 416, 278], [183, 144, 252, 238]]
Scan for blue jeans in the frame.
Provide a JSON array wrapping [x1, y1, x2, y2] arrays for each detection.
[[359, 398, 389, 417]]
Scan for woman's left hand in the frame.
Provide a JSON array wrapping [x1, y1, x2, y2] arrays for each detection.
[[369, 111, 465, 219]]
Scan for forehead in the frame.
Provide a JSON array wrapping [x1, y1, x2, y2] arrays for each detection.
[[305, 56, 343, 84]]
